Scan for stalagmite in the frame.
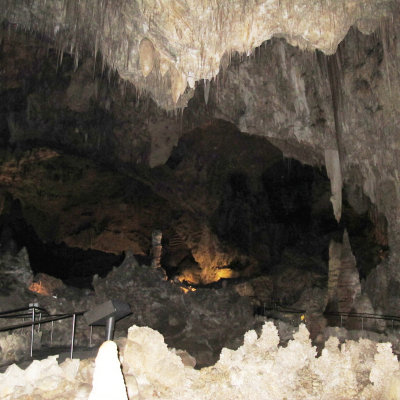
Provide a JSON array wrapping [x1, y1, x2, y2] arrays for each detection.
[[139, 38, 155, 78], [89, 341, 128, 400], [326, 230, 361, 315], [338, 230, 361, 313], [327, 239, 342, 308], [324, 149, 342, 223], [151, 230, 162, 268]]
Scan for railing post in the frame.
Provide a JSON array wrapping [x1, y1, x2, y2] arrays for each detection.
[[340, 314, 343, 327], [89, 325, 93, 347], [30, 307, 35, 357], [361, 317, 363, 331], [70, 314, 76, 359], [50, 320, 54, 346], [106, 316, 116, 341]]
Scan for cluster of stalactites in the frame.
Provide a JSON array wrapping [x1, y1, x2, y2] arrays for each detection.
[[0, 0, 395, 109]]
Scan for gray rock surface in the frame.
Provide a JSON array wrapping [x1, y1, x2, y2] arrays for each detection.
[[93, 253, 255, 367], [207, 23, 400, 315]]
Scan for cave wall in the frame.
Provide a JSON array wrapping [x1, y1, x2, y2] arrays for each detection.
[[201, 21, 400, 313], [210, 21, 400, 242]]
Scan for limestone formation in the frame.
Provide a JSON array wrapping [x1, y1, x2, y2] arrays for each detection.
[[327, 230, 361, 315], [1, 0, 394, 109], [0, 356, 82, 399], [89, 341, 128, 400], [1, 0, 400, 352], [150, 230, 162, 269], [325, 149, 343, 223], [0, 332, 30, 366], [139, 38, 156, 78], [1, 322, 400, 399]]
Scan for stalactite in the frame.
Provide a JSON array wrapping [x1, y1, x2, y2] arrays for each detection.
[[204, 79, 210, 105], [139, 37, 155, 77], [325, 149, 342, 223], [1, 0, 396, 110]]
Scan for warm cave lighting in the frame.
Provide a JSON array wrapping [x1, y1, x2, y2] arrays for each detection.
[[28, 280, 51, 296], [180, 286, 196, 294], [216, 268, 236, 280]]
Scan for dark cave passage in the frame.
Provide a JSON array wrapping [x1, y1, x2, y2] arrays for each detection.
[[210, 152, 388, 287], [0, 198, 124, 288]]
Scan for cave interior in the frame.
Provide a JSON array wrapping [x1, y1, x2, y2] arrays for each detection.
[[0, 1, 400, 369]]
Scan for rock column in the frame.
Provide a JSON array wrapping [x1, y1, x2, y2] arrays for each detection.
[[151, 230, 162, 269]]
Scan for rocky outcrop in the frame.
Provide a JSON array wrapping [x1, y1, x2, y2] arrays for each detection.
[[0, 248, 32, 296], [92, 252, 255, 367], [0, 249, 256, 367]]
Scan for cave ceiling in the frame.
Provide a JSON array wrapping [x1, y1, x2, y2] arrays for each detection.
[[1, 0, 396, 109]]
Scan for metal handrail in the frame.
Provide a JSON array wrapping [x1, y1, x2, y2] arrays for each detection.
[[0, 306, 85, 359], [268, 306, 305, 314], [324, 311, 400, 322], [257, 303, 400, 332], [0, 312, 84, 332], [0, 306, 48, 318], [255, 304, 306, 316]]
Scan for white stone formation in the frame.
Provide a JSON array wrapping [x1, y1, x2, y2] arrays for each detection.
[[2, 322, 400, 399], [89, 340, 128, 400]]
